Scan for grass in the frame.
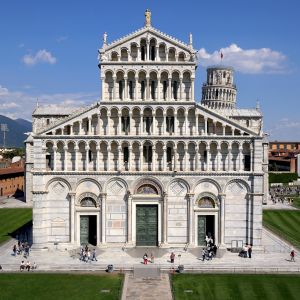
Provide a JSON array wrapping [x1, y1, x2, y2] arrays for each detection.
[[0, 273, 123, 300], [0, 208, 32, 245], [263, 210, 300, 248], [171, 274, 300, 300], [291, 197, 300, 209]]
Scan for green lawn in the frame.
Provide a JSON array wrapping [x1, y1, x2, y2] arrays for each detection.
[[172, 274, 300, 300], [263, 210, 300, 248], [291, 197, 300, 209], [0, 273, 123, 300], [0, 208, 32, 245]]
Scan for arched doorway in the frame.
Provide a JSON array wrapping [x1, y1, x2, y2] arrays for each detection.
[[132, 179, 163, 246], [195, 193, 219, 246]]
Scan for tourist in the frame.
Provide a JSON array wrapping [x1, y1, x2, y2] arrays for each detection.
[[20, 261, 25, 272], [26, 261, 31, 271], [32, 262, 37, 270], [143, 253, 148, 264], [92, 249, 97, 261], [290, 249, 295, 262], [150, 253, 154, 263], [87, 250, 91, 262], [248, 244, 252, 258], [170, 252, 175, 263], [12, 245, 17, 256], [201, 248, 206, 261]]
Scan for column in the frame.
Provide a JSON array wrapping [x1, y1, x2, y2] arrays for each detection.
[[185, 145, 188, 171], [137, 46, 141, 60], [185, 111, 188, 135], [250, 145, 254, 172], [69, 192, 76, 244], [191, 78, 195, 100], [70, 124, 73, 135], [118, 145, 122, 171], [63, 146, 68, 171], [107, 112, 111, 135], [124, 77, 128, 100], [174, 146, 177, 171], [195, 145, 199, 171], [174, 113, 177, 135], [157, 76, 160, 101], [204, 117, 208, 135], [153, 114, 156, 135], [79, 121, 83, 135], [220, 194, 226, 245], [213, 121, 217, 135], [140, 113, 143, 135], [101, 193, 106, 244], [74, 146, 78, 171], [168, 77, 172, 100], [101, 76, 105, 100], [129, 111, 132, 135], [163, 145, 167, 171], [53, 146, 57, 171], [127, 193, 132, 243], [85, 146, 89, 171], [207, 145, 210, 171], [118, 113, 122, 135], [162, 192, 168, 244], [222, 125, 226, 136], [153, 146, 156, 171], [113, 76, 117, 100], [128, 145, 132, 171], [88, 117, 92, 135], [96, 146, 100, 171], [146, 41, 149, 61], [195, 113, 199, 136], [146, 77, 150, 100], [135, 77, 138, 100], [98, 114, 101, 135], [239, 146, 243, 171], [155, 46, 158, 61], [162, 112, 166, 135], [179, 78, 183, 100], [216, 146, 220, 171], [139, 145, 143, 171], [227, 147, 231, 171], [107, 146, 111, 171], [187, 193, 194, 245]]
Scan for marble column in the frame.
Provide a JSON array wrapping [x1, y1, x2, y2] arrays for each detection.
[[96, 146, 100, 171], [53, 146, 57, 171], [101, 193, 106, 244], [216, 146, 220, 171], [124, 77, 128, 100], [228, 148, 231, 171], [250, 145, 254, 172], [107, 112, 111, 135], [185, 112, 188, 135], [118, 113, 122, 135], [69, 192, 76, 244], [204, 117, 208, 135], [140, 114, 143, 135], [98, 114, 101, 135], [162, 192, 168, 244], [168, 77, 172, 100], [70, 124, 73, 135], [139, 145, 143, 171], [157, 76, 161, 100], [127, 193, 132, 243], [88, 117, 92, 135], [63, 146, 68, 171], [107, 146, 111, 171], [163, 146, 167, 171], [187, 193, 194, 245], [219, 194, 226, 246], [195, 145, 199, 171], [174, 113, 177, 135], [85, 146, 89, 171], [239, 146, 243, 171], [113, 76, 117, 100], [191, 78, 195, 100], [222, 125, 226, 136], [135, 77, 138, 100], [173, 147, 177, 171], [179, 78, 183, 100], [129, 111, 132, 135], [185, 145, 188, 171], [128, 145, 132, 171], [162, 112, 166, 135], [118, 145, 122, 171], [207, 145, 210, 171], [74, 146, 78, 171]]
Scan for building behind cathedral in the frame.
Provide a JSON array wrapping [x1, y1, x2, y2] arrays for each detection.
[[25, 11, 269, 250]]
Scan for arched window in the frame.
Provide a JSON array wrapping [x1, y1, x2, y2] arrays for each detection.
[[129, 81, 133, 99], [137, 184, 158, 194], [151, 81, 155, 99], [80, 197, 97, 207], [119, 80, 124, 99], [167, 147, 172, 162], [123, 147, 129, 162], [173, 81, 178, 100], [163, 81, 167, 100], [151, 46, 155, 61], [141, 46, 146, 61], [198, 197, 215, 208], [141, 81, 145, 99]]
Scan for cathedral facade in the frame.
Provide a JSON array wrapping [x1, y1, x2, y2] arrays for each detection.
[[26, 11, 269, 250]]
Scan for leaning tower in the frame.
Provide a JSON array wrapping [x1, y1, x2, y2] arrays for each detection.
[[201, 66, 237, 110]]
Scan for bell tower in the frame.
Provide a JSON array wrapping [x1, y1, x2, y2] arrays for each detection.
[[201, 66, 237, 109]]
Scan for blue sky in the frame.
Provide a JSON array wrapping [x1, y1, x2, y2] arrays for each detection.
[[0, 0, 299, 140]]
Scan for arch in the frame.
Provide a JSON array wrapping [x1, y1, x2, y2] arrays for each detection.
[[224, 178, 250, 194], [76, 178, 102, 193], [77, 192, 99, 207], [132, 176, 163, 195], [45, 177, 72, 191], [192, 178, 222, 195], [196, 192, 219, 208]]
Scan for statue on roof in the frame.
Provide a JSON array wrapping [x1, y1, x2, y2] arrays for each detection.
[[145, 9, 151, 27], [103, 32, 107, 46]]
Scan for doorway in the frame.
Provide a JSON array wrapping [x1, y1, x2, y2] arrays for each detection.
[[136, 205, 158, 246], [198, 215, 215, 246], [80, 215, 97, 246]]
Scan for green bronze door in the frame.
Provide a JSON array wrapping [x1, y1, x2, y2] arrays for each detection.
[[80, 216, 89, 245], [198, 216, 206, 246], [136, 205, 158, 246]]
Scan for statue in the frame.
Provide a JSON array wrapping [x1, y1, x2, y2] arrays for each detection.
[[189, 33, 193, 46], [103, 32, 107, 46], [145, 9, 151, 27]]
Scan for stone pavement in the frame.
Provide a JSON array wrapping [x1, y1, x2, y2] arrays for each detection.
[[0, 196, 32, 208]]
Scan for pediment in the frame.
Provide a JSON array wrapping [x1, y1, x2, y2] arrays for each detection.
[[101, 26, 194, 59]]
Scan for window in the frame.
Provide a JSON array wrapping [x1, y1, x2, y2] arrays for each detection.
[[46, 154, 52, 169], [88, 150, 92, 162], [46, 119, 50, 125], [151, 46, 155, 61], [123, 147, 129, 162], [141, 46, 145, 61], [244, 154, 251, 171], [143, 145, 152, 163], [163, 81, 167, 100], [151, 81, 155, 99], [173, 81, 178, 99], [167, 147, 172, 163], [122, 117, 130, 133], [246, 120, 250, 127], [204, 150, 207, 160], [118, 80, 124, 99], [141, 81, 145, 99], [129, 81, 133, 99], [166, 116, 174, 133], [283, 144, 287, 151], [145, 117, 152, 134]]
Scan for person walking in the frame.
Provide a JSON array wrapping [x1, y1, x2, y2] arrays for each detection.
[[12, 245, 17, 256], [150, 253, 154, 263], [170, 252, 175, 264], [143, 253, 148, 264], [248, 244, 252, 259], [202, 248, 206, 261], [92, 249, 98, 261], [290, 249, 295, 262]]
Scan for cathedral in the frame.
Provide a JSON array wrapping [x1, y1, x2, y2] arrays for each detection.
[[25, 10, 269, 250]]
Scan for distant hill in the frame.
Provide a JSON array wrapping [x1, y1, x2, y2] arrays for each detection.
[[0, 115, 32, 148]]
